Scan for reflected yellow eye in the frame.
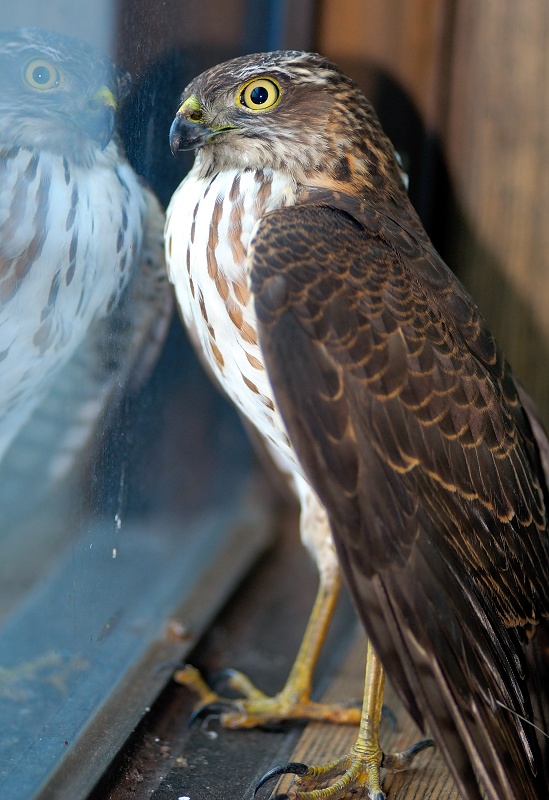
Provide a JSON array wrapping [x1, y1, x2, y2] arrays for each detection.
[[239, 78, 280, 111], [23, 59, 61, 90]]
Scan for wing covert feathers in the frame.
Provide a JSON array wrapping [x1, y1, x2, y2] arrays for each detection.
[[251, 197, 549, 800]]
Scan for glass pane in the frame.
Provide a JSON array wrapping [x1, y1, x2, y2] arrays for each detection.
[[0, 2, 314, 797]]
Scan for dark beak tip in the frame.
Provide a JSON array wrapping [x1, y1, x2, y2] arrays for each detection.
[[100, 130, 113, 151], [169, 116, 184, 156], [169, 135, 181, 157], [169, 115, 211, 155], [89, 105, 115, 150]]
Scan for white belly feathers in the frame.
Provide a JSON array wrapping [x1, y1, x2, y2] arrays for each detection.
[[165, 164, 303, 484]]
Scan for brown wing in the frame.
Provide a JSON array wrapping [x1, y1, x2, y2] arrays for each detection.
[[250, 200, 549, 800]]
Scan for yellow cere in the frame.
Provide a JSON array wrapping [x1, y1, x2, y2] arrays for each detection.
[[239, 77, 280, 112], [93, 86, 117, 110], [178, 95, 202, 121]]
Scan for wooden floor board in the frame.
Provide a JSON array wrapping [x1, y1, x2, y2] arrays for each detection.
[[272, 636, 459, 799]]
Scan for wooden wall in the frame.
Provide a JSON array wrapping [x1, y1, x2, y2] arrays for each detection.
[[318, 0, 448, 130], [318, 0, 549, 419]]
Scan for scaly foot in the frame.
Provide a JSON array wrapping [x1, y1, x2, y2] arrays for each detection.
[[175, 573, 361, 729], [254, 739, 435, 799], [254, 642, 435, 799], [175, 664, 361, 728]]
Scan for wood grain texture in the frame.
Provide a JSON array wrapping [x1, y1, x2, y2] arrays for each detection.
[[317, 0, 448, 131], [442, 1, 549, 417], [273, 635, 459, 799], [318, 1, 549, 419]]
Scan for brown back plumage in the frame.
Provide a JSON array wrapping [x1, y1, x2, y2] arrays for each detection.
[[167, 50, 549, 799], [252, 191, 549, 800]]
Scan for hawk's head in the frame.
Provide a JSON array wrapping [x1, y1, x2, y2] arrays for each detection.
[[170, 50, 404, 195], [0, 28, 130, 164]]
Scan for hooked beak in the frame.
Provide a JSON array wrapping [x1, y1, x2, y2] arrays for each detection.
[[85, 86, 117, 150], [169, 114, 214, 155], [170, 94, 236, 156]]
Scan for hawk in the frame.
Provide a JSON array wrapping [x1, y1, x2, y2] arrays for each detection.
[[0, 28, 170, 504], [165, 51, 549, 800]]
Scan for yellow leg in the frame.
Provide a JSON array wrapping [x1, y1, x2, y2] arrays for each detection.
[[351, 641, 385, 795], [175, 571, 362, 728], [255, 643, 434, 799]]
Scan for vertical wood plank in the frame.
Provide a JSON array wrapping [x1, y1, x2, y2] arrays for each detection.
[[318, 0, 549, 416], [317, 0, 447, 131], [441, 1, 549, 413]]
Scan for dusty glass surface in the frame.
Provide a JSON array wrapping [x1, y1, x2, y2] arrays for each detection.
[[0, 2, 314, 797]]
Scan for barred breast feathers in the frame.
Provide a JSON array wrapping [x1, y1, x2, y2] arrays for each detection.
[[166, 164, 300, 479]]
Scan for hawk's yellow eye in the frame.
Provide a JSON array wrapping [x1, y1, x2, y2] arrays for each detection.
[[23, 59, 61, 91], [239, 78, 280, 111]]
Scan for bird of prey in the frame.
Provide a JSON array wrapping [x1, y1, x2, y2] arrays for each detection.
[[0, 28, 170, 505], [165, 50, 549, 800]]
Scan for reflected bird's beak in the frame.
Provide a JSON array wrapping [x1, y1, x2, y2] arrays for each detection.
[[85, 86, 117, 150]]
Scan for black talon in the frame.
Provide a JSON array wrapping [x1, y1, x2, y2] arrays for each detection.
[[213, 667, 240, 681], [254, 762, 309, 795], [381, 738, 436, 771], [210, 668, 247, 696], [188, 701, 235, 727], [405, 738, 436, 757]]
